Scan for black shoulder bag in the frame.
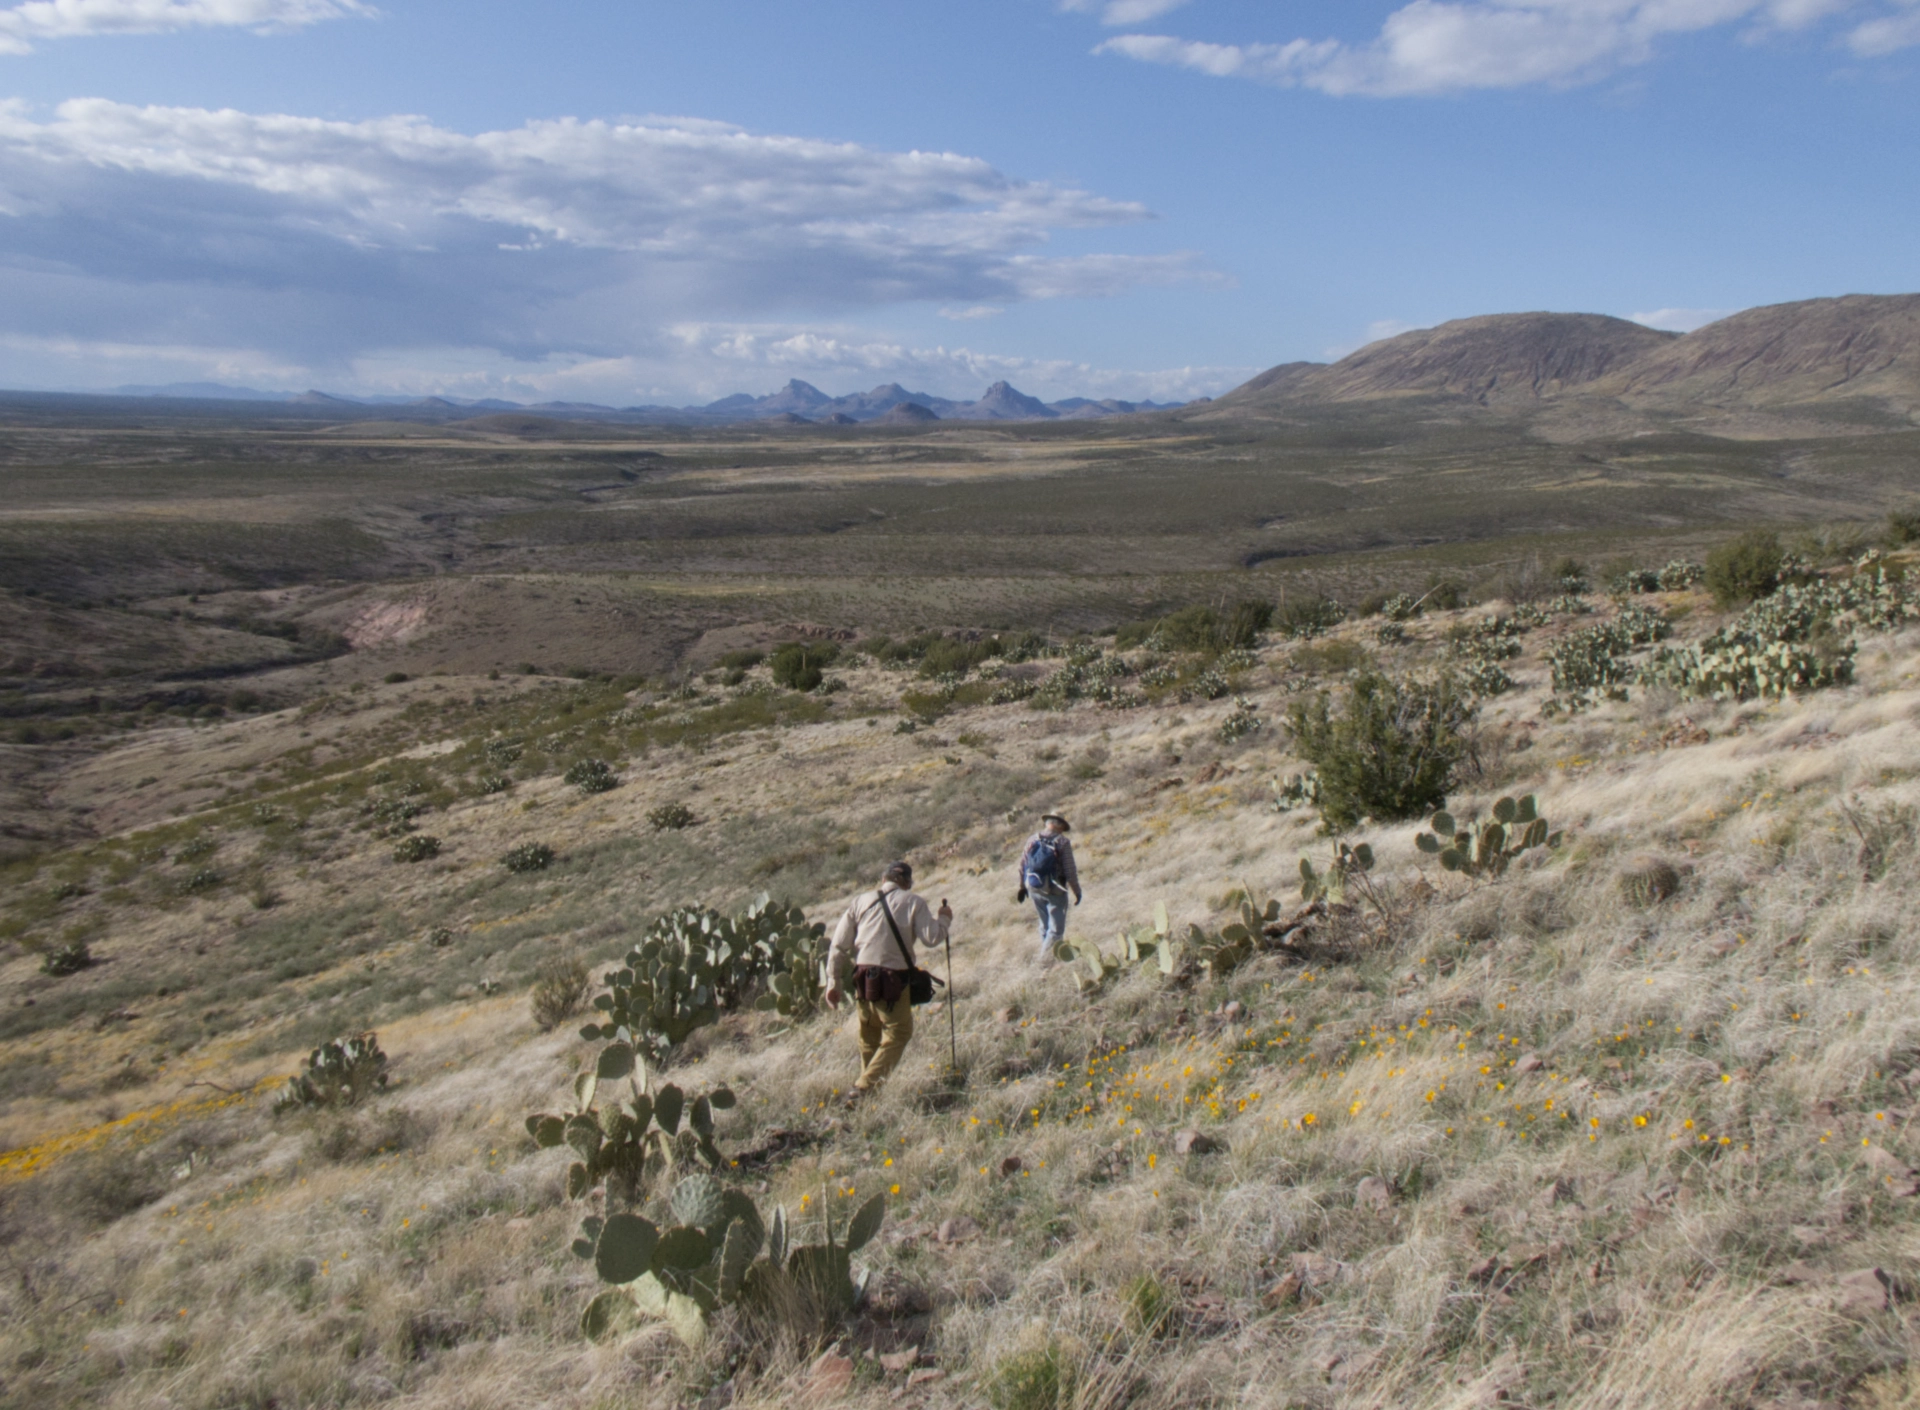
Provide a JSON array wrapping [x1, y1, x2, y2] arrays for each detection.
[[873, 892, 944, 1007]]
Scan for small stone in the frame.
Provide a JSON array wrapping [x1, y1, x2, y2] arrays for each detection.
[[1262, 1272, 1302, 1308], [505, 1217, 532, 1231], [1863, 1146, 1920, 1194], [1789, 1225, 1832, 1247], [1222, 1001, 1245, 1022], [936, 1215, 982, 1244], [879, 1350, 920, 1374], [995, 1005, 1022, 1024], [865, 1272, 933, 1319], [1173, 1129, 1218, 1156], [696, 1379, 735, 1410], [1354, 1176, 1391, 1212], [1466, 1256, 1501, 1284], [1835, 1267, 1891, 1317], [906, 1370, 945, 1388], [1775, 1261, 1824, 1286], [998, 1156, 1023, 1178], [1514, 1053, 1545, 1074]]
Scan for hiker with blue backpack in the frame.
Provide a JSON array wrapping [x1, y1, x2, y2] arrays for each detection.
[[1016, 813, 1082, 962]]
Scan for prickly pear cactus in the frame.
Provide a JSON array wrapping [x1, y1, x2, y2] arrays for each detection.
[[583, 896, 827, 1060], [1299, 840, 1374, 905], [576, 1175, 886, 1348], [1413, 795, 1561, 880], [273, 1032, 388, 1113]]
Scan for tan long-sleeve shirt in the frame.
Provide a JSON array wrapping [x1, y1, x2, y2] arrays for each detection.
[[827, 881, 948, 983]]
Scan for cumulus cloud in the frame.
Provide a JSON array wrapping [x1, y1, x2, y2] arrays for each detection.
[[0, 99, 1205, 390], [0, 0, 367, 55], [1092, 1, 1917, 96]]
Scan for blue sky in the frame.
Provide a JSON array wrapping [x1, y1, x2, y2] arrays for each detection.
[[0, 0, 1913, 405]]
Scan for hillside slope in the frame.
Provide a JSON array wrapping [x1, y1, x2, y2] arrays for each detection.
[[9, 578, 1920, 1408], [1212, 293, 1920, 424]]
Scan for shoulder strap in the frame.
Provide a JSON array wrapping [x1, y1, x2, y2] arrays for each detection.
[[869, 890, 917, 969]]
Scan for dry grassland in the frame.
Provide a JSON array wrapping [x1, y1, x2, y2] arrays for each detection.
[[9, 589, 1920, 1410]]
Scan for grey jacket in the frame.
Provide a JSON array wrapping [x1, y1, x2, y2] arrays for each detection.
[[828, 882, 948, 984]]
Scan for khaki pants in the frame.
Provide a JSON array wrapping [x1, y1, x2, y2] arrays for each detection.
[[854, 992, 914, 1091]]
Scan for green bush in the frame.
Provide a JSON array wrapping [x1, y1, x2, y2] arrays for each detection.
[[1117, 600, 1272, 653], [1886, 506, 1920, 546], [565, 758, 618, 794], [1287, 671, 1475, 829], [1273, 595, 1345, 640], [392, 834, 441, 863], [41, 937, 91, 976], [717, 648, 765, 670], [769, 641, 838, 692], [502, 842, 554, 873], [989, 1343, 1075, 1410], [530, 955, 591, 1031], [648, 802, 696, 831], [1704, 530, 1784, 607]]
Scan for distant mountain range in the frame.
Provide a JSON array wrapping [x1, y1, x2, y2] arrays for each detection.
[[101, 377, 1188, 424], [1205, 293, 1920, 421]]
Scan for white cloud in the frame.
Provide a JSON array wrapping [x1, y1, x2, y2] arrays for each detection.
[[1628, 306, 1737, 331], [1059, 0, 1192, 26], [1091, 1, 1912, 96], [1848, 0, 1920, 53], [0, 99, 1209, 399], [0, 0, 367, 55], [939, 304, 1005, 320]]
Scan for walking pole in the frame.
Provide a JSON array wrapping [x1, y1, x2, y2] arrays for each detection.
[[944, 923, 958, 1074]]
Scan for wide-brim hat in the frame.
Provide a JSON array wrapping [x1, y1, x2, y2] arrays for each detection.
[[1040, 814, 1071, 832]]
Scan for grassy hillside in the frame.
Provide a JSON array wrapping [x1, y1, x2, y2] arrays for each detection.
[[10, 555, 1920, 1408]]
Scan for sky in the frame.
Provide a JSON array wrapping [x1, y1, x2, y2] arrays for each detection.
[[0, 0, 1913, 406]]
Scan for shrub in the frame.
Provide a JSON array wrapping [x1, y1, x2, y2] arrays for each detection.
[[989, 1343, 1075, 1410], [1704, 530, 1784, 607], [383, 671, 409, 684], [393, 834, 441, 863], [1887, 506, 1920, 546], [41, 937, 91, 975], [180, 867, 222, 893], [1287, 671, 1475, 829], [1424, 578, 1467, 611], [717, 648, 765, 670], [565, 758, 619, 794], [502, 842, 554, 873], [917, 634, 1003, 678], [1274, 595, 1345, 640], [770, 641, 838, 692], [477, 773, 511, 795], [648, 802, 696, 832], [530, 955, 591, 1031]]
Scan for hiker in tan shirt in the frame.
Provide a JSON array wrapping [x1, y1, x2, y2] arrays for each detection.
[[825, 861, 951, 1101]]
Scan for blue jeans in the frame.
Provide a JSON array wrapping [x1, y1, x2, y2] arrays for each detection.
[[1032, 888, 1070, 954]]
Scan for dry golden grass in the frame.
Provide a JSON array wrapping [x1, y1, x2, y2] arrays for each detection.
[[9, 593, 1920, 1408]]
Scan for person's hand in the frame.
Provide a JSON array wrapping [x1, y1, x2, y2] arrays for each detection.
[[826, 985, 843, 1009], [938, 899, 952, 922], [1072, 891, 1083, 906], [1015, 886, 1027, 903]]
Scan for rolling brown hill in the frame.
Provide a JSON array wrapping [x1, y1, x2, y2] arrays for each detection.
[[1212, 293, 1920, 422], [1602, 293, 1920, 411]]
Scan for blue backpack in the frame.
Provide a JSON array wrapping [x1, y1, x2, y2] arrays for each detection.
[[1023, 834, 1066, 891]]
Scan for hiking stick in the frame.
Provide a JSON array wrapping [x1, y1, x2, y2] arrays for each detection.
[[944, 919, 958, 1074]]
